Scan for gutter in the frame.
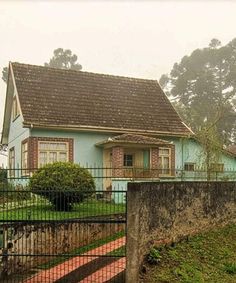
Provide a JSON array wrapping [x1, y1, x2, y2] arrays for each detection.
[[23, 122, 194, 139]]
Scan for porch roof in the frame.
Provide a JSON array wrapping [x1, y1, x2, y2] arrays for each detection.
[[96, 134, 172, 147]]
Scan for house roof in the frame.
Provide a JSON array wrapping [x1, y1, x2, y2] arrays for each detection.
[[6, 62, 192, 139], [96, 134, 172, 147]]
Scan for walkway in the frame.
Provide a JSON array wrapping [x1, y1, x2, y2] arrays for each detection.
[[24, 237, 126, 283]]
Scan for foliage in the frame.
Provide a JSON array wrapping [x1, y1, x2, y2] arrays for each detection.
[[143, 224, 236, 283], [1, 48, 82, 83], [29, 162, 95, 211], [0, 200, 125, 220], [0, 168, 7, 184], [1, 66, 8, 83], [196, 124, 224, 180], [223, 262, 236, 275], [44, 48, 82, 70], [160, 38, 236, 144], [147, 247, 162, 264]]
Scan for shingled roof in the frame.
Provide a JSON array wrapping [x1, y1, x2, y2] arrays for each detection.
[[11, 62, 192, 135], [96, 134, 171, 146]]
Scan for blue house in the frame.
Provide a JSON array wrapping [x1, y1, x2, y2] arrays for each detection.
[[1, 62, 236, 191]]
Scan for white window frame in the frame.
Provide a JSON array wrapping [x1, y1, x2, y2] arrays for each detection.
[[158, 147, 171, 176], [12, 96, 20, 121], [21, 141, 29, 176], [123, 153, 134, 167], [38, 141, 69, 167], [9, 147, 15, 177]]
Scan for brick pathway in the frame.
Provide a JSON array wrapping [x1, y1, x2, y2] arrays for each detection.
[[79, 257, 126, 283], [24, 237, 126, 283]]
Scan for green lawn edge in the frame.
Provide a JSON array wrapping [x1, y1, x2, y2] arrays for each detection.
[[142, 224, 236, 283]]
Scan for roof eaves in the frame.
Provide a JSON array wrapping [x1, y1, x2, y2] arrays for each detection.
[[1, 63, 15, 145], [23, 122, 193, 138]]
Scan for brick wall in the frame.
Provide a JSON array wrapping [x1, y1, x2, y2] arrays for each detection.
[[112, 147, 124, 177], [170, 144, 175, 176], [150, 148, 159, 178], [26, 137, 74, 169]]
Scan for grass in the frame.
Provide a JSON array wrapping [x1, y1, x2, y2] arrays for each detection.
[[0, 200, 125, 220], [142, 224, 236, 283]]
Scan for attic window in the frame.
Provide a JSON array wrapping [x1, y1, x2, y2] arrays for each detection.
[[12, 97, 20, 120]]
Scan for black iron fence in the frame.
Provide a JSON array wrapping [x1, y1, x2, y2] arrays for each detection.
[[0, 167, 127, 282], [0, 165, 235, 282]]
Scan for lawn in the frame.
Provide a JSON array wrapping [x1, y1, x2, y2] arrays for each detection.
[[0, 200, 125, 221], [142, 224, 236, 283]]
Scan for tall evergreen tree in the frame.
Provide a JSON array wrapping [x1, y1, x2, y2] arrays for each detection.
[[160, 38, 236, 144], [1, 48, 82, 83], [44, 48, 82, 70]]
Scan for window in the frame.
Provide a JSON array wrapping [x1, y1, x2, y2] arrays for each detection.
[[12, 97, 20, 120], [158, 148, 171, 175], [184, 162, 195, 171], [9, 147, 15, 177], [38, 141, 69, 167], [21, 141, 29, 175], [210, 163, 224, 172], [123, 154, 133, 167]]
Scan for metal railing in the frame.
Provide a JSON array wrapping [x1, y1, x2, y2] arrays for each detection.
[[0, 166, 127, 282]]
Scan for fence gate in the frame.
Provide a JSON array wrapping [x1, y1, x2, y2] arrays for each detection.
[[0, 171, 127, 283]]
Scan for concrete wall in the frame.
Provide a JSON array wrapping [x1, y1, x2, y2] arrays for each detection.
[[126, 181, 236, 283], [0, 213, 125, 277]]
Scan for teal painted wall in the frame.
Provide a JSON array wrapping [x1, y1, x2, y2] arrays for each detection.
[[160, 137, 236, 170], [8, 114, 30, 170], [31, 129, 114, 167], [7, 119, 236, 184], [31, 130, 236, 172], [31, 129, 116, 190]]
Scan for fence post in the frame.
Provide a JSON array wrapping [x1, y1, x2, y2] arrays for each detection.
[[126, 182, 141, 283]]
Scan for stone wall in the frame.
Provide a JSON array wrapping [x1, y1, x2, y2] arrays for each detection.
[[0, 213, 125, 277], [126, 182, 236, 283]]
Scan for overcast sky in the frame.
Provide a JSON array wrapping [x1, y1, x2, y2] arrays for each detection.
[[1, 0, 236, 163]]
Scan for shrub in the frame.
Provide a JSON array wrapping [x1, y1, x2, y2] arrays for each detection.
[[223, 262, 236, 274], [29, 162, 95, 211], [147, 247, 162, 264]]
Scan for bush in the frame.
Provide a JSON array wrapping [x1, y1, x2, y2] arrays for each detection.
[[147, 247, 162, 265], [29, 162, 95, 211]]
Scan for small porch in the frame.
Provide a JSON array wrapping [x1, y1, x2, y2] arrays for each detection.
[[96, 134, 175, 191]]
